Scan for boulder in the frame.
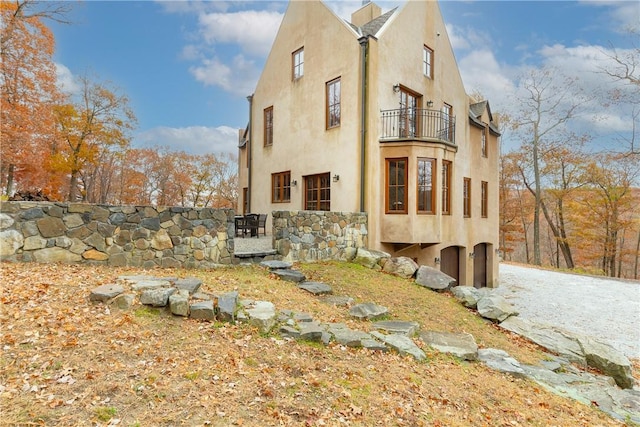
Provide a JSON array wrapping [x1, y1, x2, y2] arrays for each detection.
[[349, 303, 388, 320], [140, 287, 176, 307], [110, 293, 135, 310], [33, 247, 82, 263], [82, 249, 109, 261], [298, 281, 333, 295], [372, 320, 420, 336], [352, 248, 390, 269], [420, 331, 478, 361], [174, 278, 202, 295], [0, 213, 14, 229], [299, 321, 325, 342], [260, 260, 293, 270], [451, 286, 484, 308], [36, 216, 66, 238], [327, 324, 373, 347], [580, 336, 635, 389], [382, 256, 419, 278], [478, 348, 526, 377], [476, 295, 518, 322], [89, 284, 125, 302], [273, 269, 306, 283], [190, 300, 216, 320], [217, 291, 239, 322], [320, 295, 354, 307], [415, 266, 456, 291], [169, 289, 190, 316], [242, 300, 277, 333], [370, 331, 426, 361]]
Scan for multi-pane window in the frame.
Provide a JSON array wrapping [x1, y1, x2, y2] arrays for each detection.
[[441, 103, 453, 142], [305, 173, 331, 211], [271, 171, 291, 203], [481, 125, 488, 157], [481, 181, 488, 218], [292, 47, 304, 79], [399, 88, 419, 138], [386, 158, 407, 213], [423, 45, 433, 79], [442, 160, 451, 215], [326, 77, 341, 129], [264, 106, 273, 147], [417, 158, 436, 214], [463, 177, 471, 218]]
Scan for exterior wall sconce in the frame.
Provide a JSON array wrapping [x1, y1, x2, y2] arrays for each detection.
[[332, 174, 340, 182], [469, 252, 475, 259], [291, 180, 297, 186], [393, 84, 400, 93], [426, 100, 434, 108], [434, 257, 440, 264]]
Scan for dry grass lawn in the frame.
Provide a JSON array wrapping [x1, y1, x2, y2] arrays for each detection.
[[0, 261, 630, 426]]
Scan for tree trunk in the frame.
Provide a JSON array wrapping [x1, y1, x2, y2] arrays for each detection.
[[68, 170, 79, 201], [4, 163, 15, 196], [634, 231, 639, 280], [532, 126, 542, 265]]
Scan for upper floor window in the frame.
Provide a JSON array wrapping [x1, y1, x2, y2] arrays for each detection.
[[481, 125, 488, 157], [481, 181, 488, 218], [442, 160, 452, 215], [386, 158, 407, 214], [417, 158, 435, 214], [423, 45, 433, 79], [264, 106, 273, 147], [305, 173, 331, 211], [463, 177, 471, 218], [326, 77, 341, 129], [292, 47, 304, 79], [399, 87, 420, 138], [272, 171, 291, 203]]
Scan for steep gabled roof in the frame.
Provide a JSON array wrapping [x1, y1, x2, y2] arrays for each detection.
[[469, 100, 501, 136], [346, 7, 397, 38]]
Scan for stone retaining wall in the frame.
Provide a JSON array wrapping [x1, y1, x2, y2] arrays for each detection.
[[0, 202, 235, 268], [272, 210, 368, 262]]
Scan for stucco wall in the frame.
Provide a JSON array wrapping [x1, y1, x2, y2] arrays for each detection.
[[273, 210, 368, 262], [0, 202, 235, 268]]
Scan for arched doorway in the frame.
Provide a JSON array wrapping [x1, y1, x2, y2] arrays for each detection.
[[440, 246, 460, 286], [473, 243, 488, 288]]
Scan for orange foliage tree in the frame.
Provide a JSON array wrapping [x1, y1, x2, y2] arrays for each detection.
[[0, 1, 68, 197]]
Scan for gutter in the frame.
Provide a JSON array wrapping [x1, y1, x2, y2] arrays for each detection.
[[358, 36, 369, 213]]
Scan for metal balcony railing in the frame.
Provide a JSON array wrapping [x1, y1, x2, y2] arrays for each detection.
[[380, 108, 456, 144]]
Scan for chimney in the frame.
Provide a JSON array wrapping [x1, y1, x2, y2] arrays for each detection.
[[351, 1, 381, 28]]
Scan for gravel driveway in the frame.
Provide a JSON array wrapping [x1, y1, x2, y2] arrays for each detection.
[[495, 263, 640, 360]]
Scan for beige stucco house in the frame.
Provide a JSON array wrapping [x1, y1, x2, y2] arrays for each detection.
[[237, 0, 501, 287]]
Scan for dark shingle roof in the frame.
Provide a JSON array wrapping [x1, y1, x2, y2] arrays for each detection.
[[469, 101, 501, 136], [360, 7, 397, 37]]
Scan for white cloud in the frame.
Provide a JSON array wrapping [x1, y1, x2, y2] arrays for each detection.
[[197, 10, 283, 57], [135, 125, 241, 157], [189, 54, 259, 96], [55, 63, 80, 95], [580, 1, 640, 32]]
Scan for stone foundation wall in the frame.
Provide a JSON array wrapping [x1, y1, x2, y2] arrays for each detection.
[[0, 202, 235, 268], [272, 210, 368, 262]]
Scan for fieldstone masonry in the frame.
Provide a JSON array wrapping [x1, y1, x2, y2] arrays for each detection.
[[0, 201, 235, 267], [272, 210, 368, 262]]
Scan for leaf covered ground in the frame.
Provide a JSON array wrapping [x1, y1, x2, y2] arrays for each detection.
[[0, 261, 629, 426]]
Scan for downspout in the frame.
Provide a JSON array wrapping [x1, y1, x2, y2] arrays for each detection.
[[358, 36, 368, 213], [246, 94, 254, 213]]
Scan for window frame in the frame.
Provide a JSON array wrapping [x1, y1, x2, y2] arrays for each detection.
[[304, 173, 331, 211], [417, 157, 436, 214], [481, 181, 488, 218], [481, 124, 488, 158], [292, 47, 304, 80], [326, 77, 341, 129], [423, 45, 434, 79], [386, 157, 408, 214], [463, 177, 471, 218], [441, 160, 452, 215], [271, 171, 291, 203], [264, 106, 273, 147]]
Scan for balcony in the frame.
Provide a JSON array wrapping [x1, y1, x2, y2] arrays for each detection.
[[380, 108, 456, 145]]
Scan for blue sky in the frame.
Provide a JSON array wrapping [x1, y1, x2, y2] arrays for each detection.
[[49, 1, 639, 156]]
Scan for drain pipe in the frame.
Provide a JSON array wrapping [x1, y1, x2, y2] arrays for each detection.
[[358, 36, 368, 213], [246, 94, 254, 213]]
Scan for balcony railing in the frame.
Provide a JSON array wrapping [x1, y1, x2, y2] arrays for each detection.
[[380, 108, 456, 145]]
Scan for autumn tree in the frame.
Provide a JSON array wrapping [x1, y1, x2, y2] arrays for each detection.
[[508, 66, 590, 266], [52, 74, 136, 201], [0, 0, 69, 197]]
